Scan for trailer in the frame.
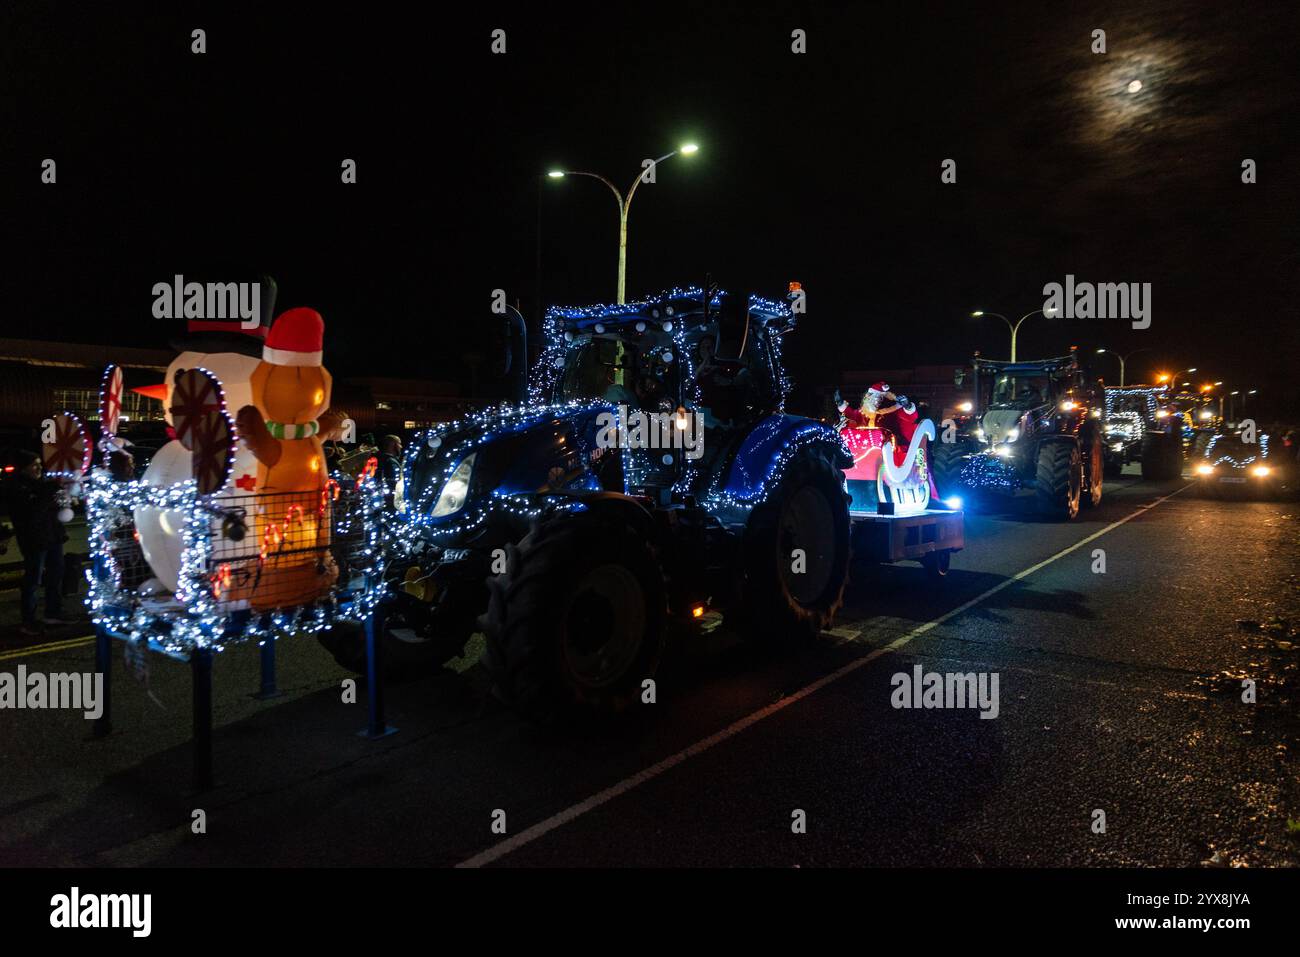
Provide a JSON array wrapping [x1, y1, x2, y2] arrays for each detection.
[[838, 410, 965, 578], [849, 502, 965, 578]]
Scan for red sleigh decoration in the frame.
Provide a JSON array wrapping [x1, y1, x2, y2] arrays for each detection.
[[839, 417, 938, 509]]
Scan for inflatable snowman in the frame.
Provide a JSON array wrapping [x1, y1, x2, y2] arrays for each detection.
[[133, 277, 276, 596]]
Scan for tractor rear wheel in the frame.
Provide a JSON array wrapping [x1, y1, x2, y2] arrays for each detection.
[[1141, 431, 1183, 480], [921, 549, 951, 580], [740, 452, 851, 643], [1036, 442, 1082, 520], [1083, 438, 1104, 508], [481, 510, 666, 719]]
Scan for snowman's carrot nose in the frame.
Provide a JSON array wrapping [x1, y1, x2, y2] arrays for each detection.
[[133, 383, 169, 401]]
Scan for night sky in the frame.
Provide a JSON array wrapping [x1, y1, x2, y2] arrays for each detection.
[[4, 1, 1298, 414]]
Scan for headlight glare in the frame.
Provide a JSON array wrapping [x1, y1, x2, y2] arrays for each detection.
[[432, 453, 476, 517]]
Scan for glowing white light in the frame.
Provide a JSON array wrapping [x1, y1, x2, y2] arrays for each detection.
[[943, 496, 963, 510], [432, 454, 475, 517], [1127, 80, 1143, 94]]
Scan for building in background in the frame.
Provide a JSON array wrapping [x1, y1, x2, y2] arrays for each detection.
[[0, 340, 467, 445]]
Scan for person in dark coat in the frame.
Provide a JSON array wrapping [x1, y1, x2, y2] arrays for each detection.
[[378, 435, 403, 508], [3, 451, 68, 634]]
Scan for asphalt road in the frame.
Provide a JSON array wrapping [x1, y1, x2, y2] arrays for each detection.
[[2, 471, 1298, 867]]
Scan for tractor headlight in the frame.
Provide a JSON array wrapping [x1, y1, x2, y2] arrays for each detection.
[[1195, 463, 1214, 476], [432, 454, 476, 517], [1004, 427, 1019, 442], [994, 444, 1013, 457], [1252, 465, 1270, 477]]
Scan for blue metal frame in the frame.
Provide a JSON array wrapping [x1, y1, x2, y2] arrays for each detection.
[[91, 572, 392, 789]]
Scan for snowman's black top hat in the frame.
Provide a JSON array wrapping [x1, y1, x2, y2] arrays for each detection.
[[168, 274, 278, 357]]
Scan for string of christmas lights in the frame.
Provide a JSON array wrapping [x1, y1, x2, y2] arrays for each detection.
[[85, 469, 391, 655], [1204, 432, 1270, 467]]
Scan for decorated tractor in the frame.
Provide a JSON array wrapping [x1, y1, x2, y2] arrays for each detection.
[[325, 285, 853, 717], [836, 384, 963, 578], [1101, 384, 1183, 480], [932, 350, 1105, 520]]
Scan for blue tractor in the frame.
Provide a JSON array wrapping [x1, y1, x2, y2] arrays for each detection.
[[325, 285, 853, 717]]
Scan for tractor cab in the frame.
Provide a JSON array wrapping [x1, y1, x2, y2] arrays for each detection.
[[534, 286, 794, 499], [971, 354, 1089, 445]]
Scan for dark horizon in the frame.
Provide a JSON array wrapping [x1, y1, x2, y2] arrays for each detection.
[[3, 0, 1298, 416]]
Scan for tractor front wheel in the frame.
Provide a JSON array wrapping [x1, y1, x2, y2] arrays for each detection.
[[740, 452, 851, 643], [1036, 442, 1082, 521], [481, 510, 666, 719], [319, 584, 480, 680]]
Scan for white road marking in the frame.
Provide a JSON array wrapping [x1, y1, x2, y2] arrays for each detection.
[[457, 486, 1189, 867]]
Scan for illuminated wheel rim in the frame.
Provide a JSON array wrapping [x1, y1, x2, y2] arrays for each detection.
[[1090, 443, 1103, 505], [561, 564, 647, 689], [779, 485, 835, 605], [1068, 450, 1082, 518]]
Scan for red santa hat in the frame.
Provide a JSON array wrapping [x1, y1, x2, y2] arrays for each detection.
[[262, 307, 324, 367], [867, 381, 891, 394]]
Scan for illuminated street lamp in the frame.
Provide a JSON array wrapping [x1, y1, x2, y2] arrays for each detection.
[[1095, 347, 1150, 387], [970, 307, 1058, 362], [548, 143, 700, 303]]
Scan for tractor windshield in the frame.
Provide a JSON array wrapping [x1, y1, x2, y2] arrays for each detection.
[[1110, 394, 1149, 415], [557, 335, 679, 411], [989, 373, 1051, 410]]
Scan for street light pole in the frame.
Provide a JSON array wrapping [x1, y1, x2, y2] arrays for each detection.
[[549, 145, 698, 304], [970, 308, 1057, 362], [1095, 347, 1151, 387]]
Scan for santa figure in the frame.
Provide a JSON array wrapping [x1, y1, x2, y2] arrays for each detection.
[[837, 382, 938, 507], [837, 382, 920, 456]]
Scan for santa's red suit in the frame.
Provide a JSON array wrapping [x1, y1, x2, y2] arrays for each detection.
[[839, 382, 919, 465], [838, 381, 938, 503]]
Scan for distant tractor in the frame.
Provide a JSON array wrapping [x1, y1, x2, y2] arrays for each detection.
[[931, 350, 1105, 520], [1101, 384, 1183, 480], [324, 285, 854, 718]]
